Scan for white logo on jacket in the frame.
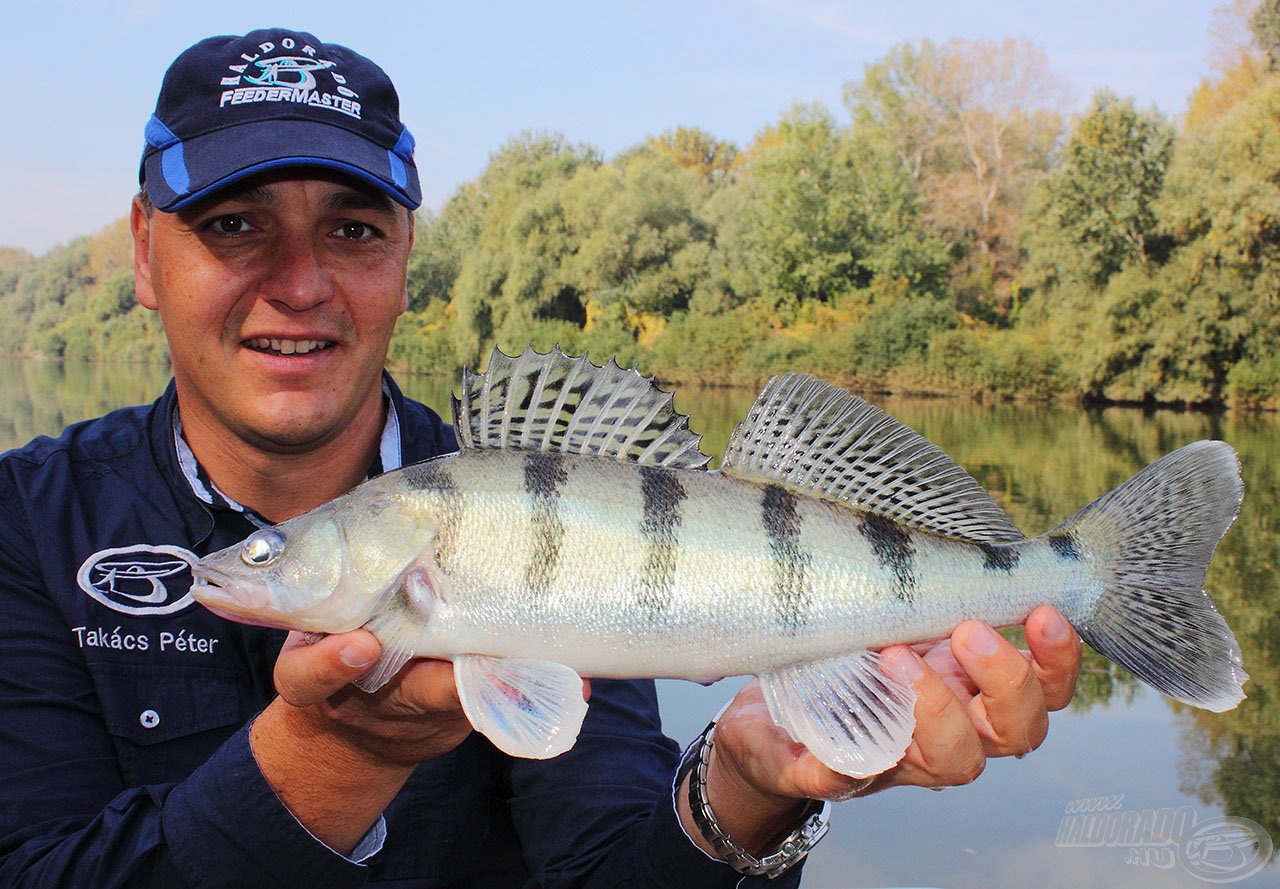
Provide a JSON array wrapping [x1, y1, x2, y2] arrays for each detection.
[[76, 545, 199, 616]]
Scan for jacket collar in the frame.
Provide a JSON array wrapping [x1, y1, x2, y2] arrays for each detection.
[[151, 373, 409, 533]]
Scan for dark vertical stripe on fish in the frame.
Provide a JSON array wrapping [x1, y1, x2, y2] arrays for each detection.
[[636, 466, 686, 615], [762, 484, 812, 630], [524, 453, 568, 595], [403, 460, 464, 573], [979, 542, 1020, 573], [860, 513, 918, 602], [1048, 533, 1082, 562]]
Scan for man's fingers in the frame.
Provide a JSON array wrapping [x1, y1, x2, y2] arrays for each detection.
[[951, 621, 1048, 757], [1025, 605, 1083, 711], [883, 646, 987, 787], [385, 658, 465, 712], [919, 639, 979, 702], [274, 629, 381, 708]]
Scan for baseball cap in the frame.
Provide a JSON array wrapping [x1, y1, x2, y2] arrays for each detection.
[[140, 28, 420, 211]]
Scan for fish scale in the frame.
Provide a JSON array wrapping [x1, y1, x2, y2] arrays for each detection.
[[192, 346, 1248, 777], [395, 452, 1075, 682]]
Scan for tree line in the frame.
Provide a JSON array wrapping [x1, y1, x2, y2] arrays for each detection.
[[2, 0, 1278, 406]]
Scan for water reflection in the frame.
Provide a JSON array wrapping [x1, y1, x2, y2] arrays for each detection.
[[5, 360, 1276, 887]]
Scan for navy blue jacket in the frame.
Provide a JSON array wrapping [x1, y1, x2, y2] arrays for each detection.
[[0, 377, 803, 888]]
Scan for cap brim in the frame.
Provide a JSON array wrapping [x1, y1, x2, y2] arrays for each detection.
[[142, 118, 421, 211]]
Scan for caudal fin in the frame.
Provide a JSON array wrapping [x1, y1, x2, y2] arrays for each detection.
[[1051, 440, 1247, 712]]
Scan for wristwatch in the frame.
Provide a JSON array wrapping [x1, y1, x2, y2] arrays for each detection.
[[676, 720, 831, 879]]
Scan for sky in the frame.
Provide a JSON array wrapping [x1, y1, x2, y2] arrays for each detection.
[[4, 0, 1225, 255]]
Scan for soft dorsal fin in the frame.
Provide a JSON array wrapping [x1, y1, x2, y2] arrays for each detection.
[[452, 345, 709, 469], [721, 373, 1024, 544]]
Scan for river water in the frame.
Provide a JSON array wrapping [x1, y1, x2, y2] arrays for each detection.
[[2, 358, 1275, 888]]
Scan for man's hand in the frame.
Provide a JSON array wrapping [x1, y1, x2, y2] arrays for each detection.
[[680, 605, 1082, 856], [250, 629, 473, 854], [269, 629, 475, 767]]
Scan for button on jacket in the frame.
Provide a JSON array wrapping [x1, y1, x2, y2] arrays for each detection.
[[0, 376, 803, 888]]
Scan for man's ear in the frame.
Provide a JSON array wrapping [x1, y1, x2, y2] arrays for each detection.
[[131, 196, 159, 311]]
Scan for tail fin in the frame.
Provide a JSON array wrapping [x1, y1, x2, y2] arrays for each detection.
[[1051, 440, 1247, 712]]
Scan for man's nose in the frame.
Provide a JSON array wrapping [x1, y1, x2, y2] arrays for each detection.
[[265, 234, 332, 311]]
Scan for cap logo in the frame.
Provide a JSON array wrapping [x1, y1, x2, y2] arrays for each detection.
[[218, 38, 362, 120], [244, 56, 334, 91]]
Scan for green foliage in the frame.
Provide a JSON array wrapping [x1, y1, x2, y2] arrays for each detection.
[[388, 300, 457, 376], [650, 305, 763, 385], [561, 151, 713, 317], [0, 225, 168, 364], [1023, 91, 1174, 291], [844, 38, 1065, 316], [642, 127, 740, 183], [727, 104, 949, 309], [444, 132, 601, 365], [1228, 355, 1280, 406], [838, 292, 954, 377], [925, 328, 1066, 398], [733, 105, 863, 304], [1253, 0, 1280, 70]]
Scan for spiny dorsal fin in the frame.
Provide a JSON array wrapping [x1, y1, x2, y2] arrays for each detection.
[[721, 373, 1024, 544], [452, 345, 709, 469]]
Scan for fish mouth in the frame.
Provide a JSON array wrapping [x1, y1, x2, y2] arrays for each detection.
[[189, 566, 294, 630]]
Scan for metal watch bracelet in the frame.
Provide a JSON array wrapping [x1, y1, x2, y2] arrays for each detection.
[[677, 720, 831, 879]]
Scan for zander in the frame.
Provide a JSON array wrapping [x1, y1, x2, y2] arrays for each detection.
[[191, 346, 1249, 778]]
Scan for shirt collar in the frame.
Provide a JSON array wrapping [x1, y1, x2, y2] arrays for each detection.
[[171, 375, 404, 528]]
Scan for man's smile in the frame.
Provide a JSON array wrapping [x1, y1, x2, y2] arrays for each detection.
[[243, 338, 336, 356]]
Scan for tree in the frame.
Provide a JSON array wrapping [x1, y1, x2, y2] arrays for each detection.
[[845, 38, 1065, 313], [405, 184, 484, 312], [1185, 0, 1267, 133], [644, 127, 740, 184], [1252, 0, 1280, 69], [843, 42, 948, 184], [444, 133, 600, 362], [1184, 54, 1267, 134], [725, 103, 948, 310], [561, 150, 713, 319], [1022, 91, 1174, 291], [1159, 79, 1280, 399]]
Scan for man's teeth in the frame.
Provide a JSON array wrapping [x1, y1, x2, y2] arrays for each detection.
[[247, 338, 333, 355]]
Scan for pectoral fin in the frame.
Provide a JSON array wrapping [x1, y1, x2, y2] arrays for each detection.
[[759, 650, 917, 778], [354, 597, 422, 693], [454, 655, 588, 759]]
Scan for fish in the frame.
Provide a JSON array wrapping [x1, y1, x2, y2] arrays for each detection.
[[190, 346, 1249, 778]]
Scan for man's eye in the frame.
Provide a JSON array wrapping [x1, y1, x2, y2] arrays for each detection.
[[335, 222, 379, 241], [207, 215, 254, 235]]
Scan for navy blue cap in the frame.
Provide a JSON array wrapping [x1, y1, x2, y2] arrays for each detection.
[[141, 28, 420, 211]]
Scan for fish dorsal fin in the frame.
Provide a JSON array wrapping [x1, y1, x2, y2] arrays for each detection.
[[452, 345, 709, 469], [721, 373, 1024, 544]]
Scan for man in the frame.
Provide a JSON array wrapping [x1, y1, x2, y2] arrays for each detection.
[[0, 28, 1081, 887]]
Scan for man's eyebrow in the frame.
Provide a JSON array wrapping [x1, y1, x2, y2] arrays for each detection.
[[212, 183, 280, 207], [325, 189, 398, 215]]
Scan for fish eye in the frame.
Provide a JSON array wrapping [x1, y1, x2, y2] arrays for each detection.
[[241, 528, 285, 566]]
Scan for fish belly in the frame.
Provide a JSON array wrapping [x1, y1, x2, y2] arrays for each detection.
[[406, 451, 1086, 680]]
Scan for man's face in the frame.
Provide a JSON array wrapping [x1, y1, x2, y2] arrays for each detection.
[[132, 171, 413, 455]]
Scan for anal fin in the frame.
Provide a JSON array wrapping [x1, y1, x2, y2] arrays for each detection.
[[759, 650, 916, 778], [454, 655, 588, 759]]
